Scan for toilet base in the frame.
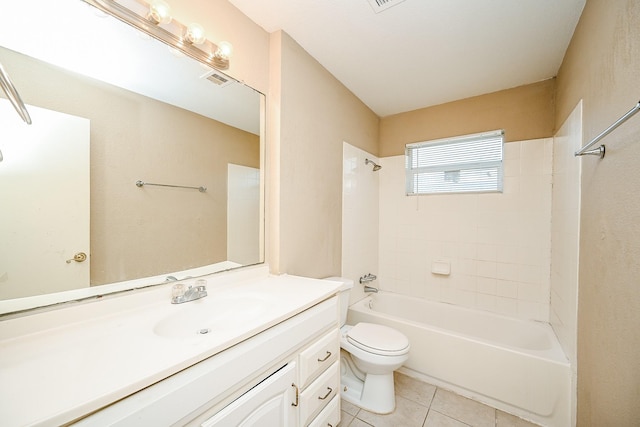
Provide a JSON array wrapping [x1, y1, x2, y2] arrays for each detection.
[[340, 352, 396, 414]]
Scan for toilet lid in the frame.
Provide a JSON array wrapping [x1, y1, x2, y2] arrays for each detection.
[[346, 323, 410, 356]]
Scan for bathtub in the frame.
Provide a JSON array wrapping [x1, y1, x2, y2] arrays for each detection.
[[347, 292, 571, 427]]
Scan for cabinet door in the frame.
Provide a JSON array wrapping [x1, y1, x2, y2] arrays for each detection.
[[202, 363, 297, 427]]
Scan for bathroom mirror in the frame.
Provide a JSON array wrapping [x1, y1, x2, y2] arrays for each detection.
[[0, 0, 264, 313]]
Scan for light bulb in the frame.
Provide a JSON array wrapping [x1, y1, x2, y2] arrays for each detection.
[[148, 0, 172, 25], [215, 41, 233, 59], [185, 23, 206, 45]]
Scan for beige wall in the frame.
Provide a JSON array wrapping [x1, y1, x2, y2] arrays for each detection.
[[2, 47, 259, 285], [379, 79, 555, 156], [269, 31, 379, 277], [555, 0, 640, 425]]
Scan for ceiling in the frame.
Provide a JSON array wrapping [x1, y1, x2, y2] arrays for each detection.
[[229, 0, 586, 117]]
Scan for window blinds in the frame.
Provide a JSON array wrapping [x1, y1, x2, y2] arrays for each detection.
[[405, 130, 504, 195]]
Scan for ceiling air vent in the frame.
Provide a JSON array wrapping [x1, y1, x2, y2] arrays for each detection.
[[367, 0, 407, 13], [200, 69, 234, 88]]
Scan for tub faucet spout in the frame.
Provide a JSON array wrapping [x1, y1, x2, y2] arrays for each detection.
[[364, 285, 378, 293]]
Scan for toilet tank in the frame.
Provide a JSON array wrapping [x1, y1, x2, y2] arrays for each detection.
[[324, 277, 353, 327]]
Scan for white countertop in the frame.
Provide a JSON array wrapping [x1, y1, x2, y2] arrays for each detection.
[[0, 266, 342, 426]]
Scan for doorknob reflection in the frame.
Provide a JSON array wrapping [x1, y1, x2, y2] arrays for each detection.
[[66, 252, 87, 263]]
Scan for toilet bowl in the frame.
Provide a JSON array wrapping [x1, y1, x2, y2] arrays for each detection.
[[325, 277, 410, 414]]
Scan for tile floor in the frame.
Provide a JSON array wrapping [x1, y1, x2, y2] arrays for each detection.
[[338, 372, 541, 427]]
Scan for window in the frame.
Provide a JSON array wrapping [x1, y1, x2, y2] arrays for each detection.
[[405, 130, 504, 195]]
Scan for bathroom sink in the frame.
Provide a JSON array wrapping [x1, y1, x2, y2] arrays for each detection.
[[153, 293, 273, 339]]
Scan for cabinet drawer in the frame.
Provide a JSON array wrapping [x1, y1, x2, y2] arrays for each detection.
[[299, 361, 339, 426], [299, 329, 340, 388], [308, 395, 340, 427]]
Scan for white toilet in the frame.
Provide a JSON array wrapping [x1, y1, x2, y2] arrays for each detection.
[[325, 277, 410, 414]]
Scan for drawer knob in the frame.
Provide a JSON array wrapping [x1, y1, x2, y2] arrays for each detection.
[[317, 351, 332, 362], [318, 387, 333, 400]]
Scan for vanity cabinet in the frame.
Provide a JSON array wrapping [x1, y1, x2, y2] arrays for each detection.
[[201, 329, 340, 427], [75, 296, 341, 427]]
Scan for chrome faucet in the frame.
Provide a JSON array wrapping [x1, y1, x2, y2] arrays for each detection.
[[360, 273, 378, 293], [171, 282, 207, 304], [359, 273, 377, 284]]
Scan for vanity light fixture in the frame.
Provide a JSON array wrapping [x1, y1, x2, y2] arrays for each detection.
[[147, 0, 172, 25], [184, 23, 206, 45], [83, 0, 233, 70], [212, 41, 233, 69]]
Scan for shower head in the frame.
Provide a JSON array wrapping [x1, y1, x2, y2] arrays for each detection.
[[365, 158, 382, 171]]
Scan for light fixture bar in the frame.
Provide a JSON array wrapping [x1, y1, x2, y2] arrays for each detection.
[[82, 0, 230, 70]]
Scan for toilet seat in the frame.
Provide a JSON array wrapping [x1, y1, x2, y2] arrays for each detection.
[[346, 323, 409, 356]]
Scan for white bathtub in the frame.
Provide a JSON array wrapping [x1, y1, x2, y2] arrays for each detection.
[[347, 292, 571, 427]]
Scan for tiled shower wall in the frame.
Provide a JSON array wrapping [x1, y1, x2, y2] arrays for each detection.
[[342, 142, 380, 304], [550, 102, 582, 425], [550, 101, 581, 365], [378, 138, 553, 321]]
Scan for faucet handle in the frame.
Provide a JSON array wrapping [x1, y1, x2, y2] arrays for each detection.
[[194, 279, 207, 292], [359, 273, 377, 284], [171, 283, 186, 299]]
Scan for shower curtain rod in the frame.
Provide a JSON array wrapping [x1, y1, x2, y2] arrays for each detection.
[[575, 100, 640, 159]]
